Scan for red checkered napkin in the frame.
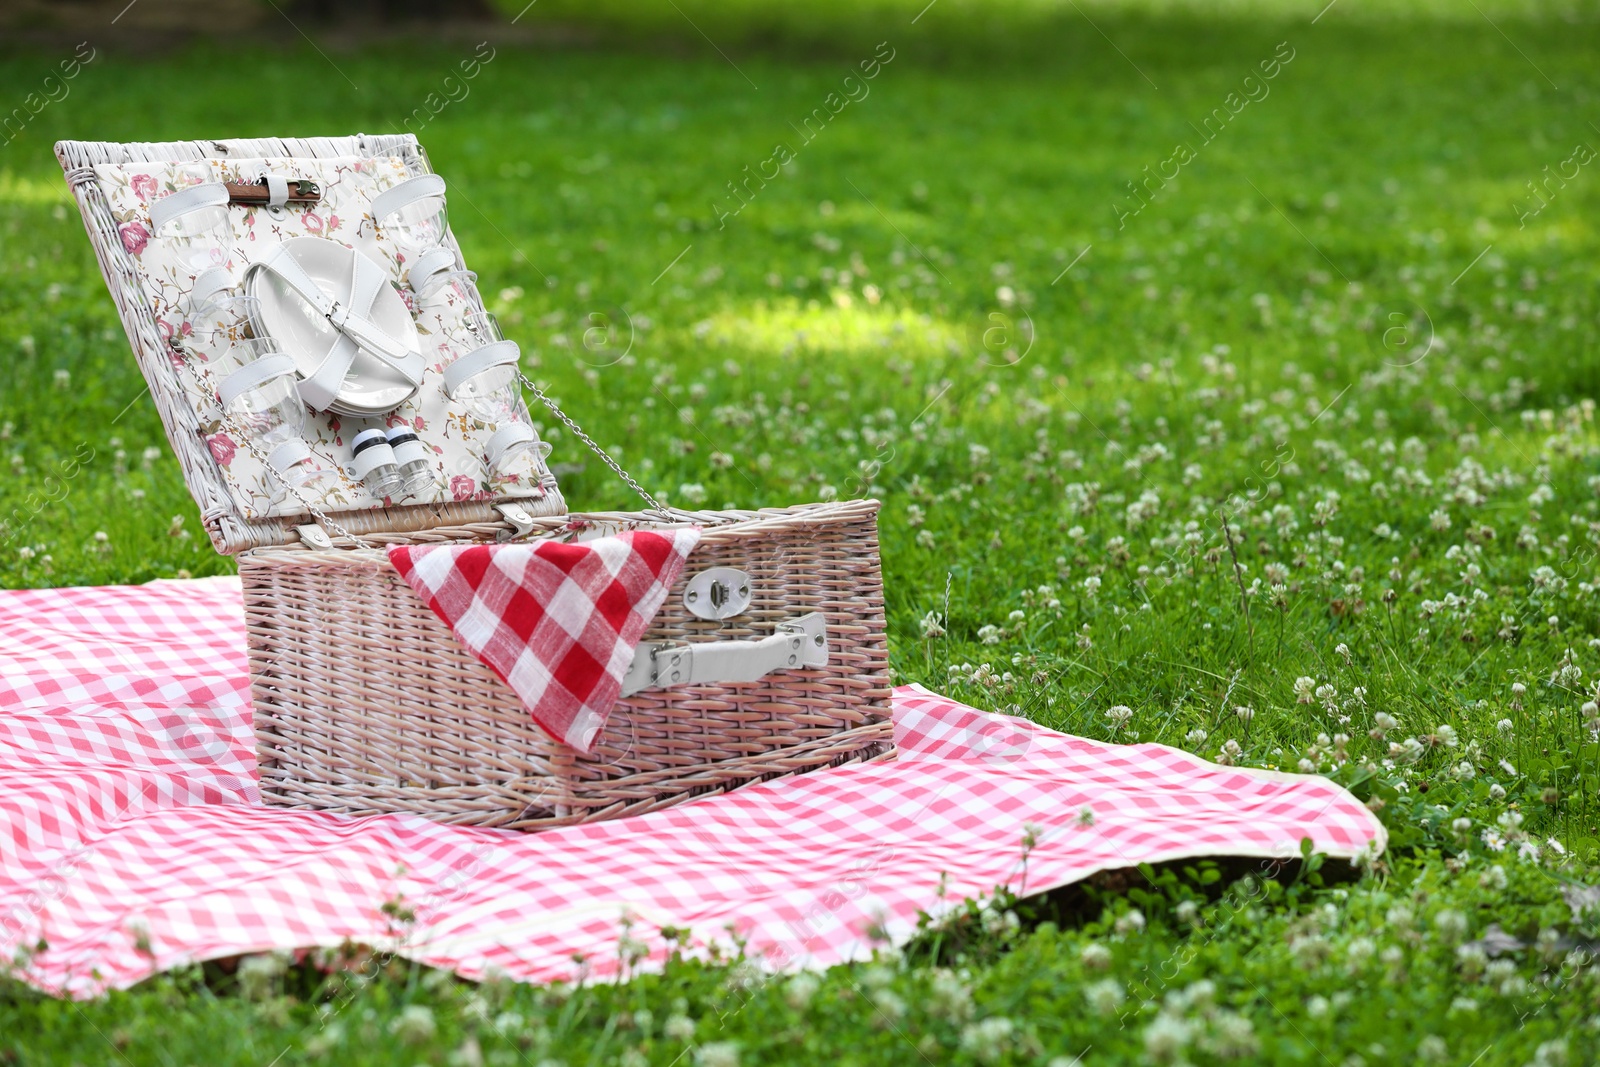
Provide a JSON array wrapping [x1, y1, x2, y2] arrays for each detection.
[[387, 529, 701, 752]]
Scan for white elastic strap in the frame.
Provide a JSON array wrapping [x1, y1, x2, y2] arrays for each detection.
[[350, 441, 396, 480], [295, 250, 392, 411], [149, 182, 229, 234], [247, 245, 422, 379], [217, 354, 296, 409], [250, 243, 334, 317], [191, 266, 235, 311], [296, 338, 357, 413], [484, 422, 538, 467], [372, 173, 447, 224], [443, 340, 520, 397], [407, 247, 457, 292], [266, 438, 311, 473], [263, 173, 290, 209]]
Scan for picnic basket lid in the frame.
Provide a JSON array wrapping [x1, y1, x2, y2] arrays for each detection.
[[56, 133, 584, 555]]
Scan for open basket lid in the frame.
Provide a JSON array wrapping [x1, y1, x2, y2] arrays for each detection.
[[57, 133, 577, 554]]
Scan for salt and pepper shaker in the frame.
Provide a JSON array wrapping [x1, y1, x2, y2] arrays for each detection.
[[386, 426, 435, 495], [350, 428, 403, 499]]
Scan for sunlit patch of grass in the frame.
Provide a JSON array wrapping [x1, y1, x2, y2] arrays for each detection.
[[0, 171, 72, 206], [694, 294, 965, 359]]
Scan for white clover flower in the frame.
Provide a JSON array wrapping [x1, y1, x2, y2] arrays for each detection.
[[1496, 718, 1514, 735], [696, 1042, 741, 1067], [1085, 977, 1124, 1016], [1235, 705, 1254, 721], [664, 1014, 697, 1041], [1434, 909, 1469, 942], [1083, 575, 1101, 598], [1114, 909, 1146, 935], [1079, 942, 1113, 972], [959, 1017, 1016, 1063], [1185, 728, 1208, 746], [1203, 1010, 1258, 1059], [784, 973, 820, 1010], [1532, 1038, 1568, 1066], [920, 611, 946, 639], [1143, 1014, 1193, 1063], [1417, 1034, 1449, 1063], [390, 1005, 437, 1046], [870, 989, 907, 1022], [1294, 676, 1316, 703], [1106, 705, 1134, 729], [929, 968, 974, 1022], [977, 625, 1002, 646]]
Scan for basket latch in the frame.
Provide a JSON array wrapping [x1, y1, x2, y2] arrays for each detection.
[[495, 502, 537, 541], [296, 523, 334, 550], [619, 612, 829, 697], [683, 566, 752, 620]]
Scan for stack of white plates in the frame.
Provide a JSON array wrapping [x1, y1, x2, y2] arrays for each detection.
[[247, 237, 422, 418]]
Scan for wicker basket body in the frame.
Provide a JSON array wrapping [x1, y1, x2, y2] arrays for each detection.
[[58, 134, 894, 831], [241, 501, 892, 829]]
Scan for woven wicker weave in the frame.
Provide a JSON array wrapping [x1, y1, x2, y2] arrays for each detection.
[[242, 501, 892, 829], [58, 134, 895, 829]]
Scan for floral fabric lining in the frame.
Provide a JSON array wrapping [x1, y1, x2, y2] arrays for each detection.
[[93, 155, 557, 521]]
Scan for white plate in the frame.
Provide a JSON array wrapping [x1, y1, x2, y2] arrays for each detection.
[[248, 237, 421, 416]]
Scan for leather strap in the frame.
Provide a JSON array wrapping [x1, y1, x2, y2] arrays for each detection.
[[372, 173, 446, 224], [267, 438, 312, 473], [191, 266, 235, 312], [246, 244, 424, 410], [149, 182, 229, 234], [484, 422, 538, 467], [263, 173, 290, 209], [407, 247, 457, 292], [442, 340, 519, 397], [217, 354, 295, 409]]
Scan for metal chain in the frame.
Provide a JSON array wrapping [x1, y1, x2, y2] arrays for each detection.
[[517, 370, 667, 513], [177, 344, 379, 550], [233, 428, 378, 550]]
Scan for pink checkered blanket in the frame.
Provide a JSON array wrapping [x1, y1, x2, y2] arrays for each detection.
[[0, 576, 1384, 997]]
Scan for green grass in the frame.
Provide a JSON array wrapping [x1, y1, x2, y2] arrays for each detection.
[[4, 2, 1600, 1063]]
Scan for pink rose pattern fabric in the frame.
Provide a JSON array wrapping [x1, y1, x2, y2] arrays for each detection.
[[90, 156, 563, 523]]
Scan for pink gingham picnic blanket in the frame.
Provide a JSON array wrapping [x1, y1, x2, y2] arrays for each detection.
[[0, 577, 1385, 998], [388, 529, 701, 752]]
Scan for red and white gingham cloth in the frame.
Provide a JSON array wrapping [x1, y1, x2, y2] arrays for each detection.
[[388, 529, 701, 752], [0, 577, 1385, 998]]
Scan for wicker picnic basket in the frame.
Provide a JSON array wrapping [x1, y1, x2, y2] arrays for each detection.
[[58, 134, 893, 830]]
